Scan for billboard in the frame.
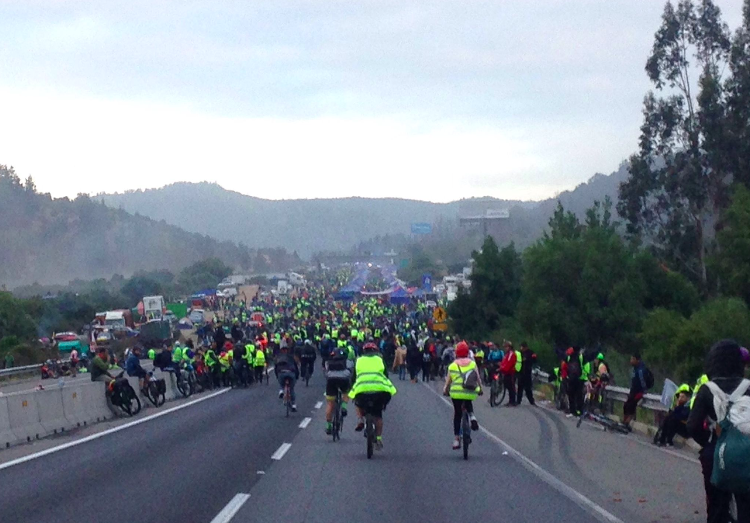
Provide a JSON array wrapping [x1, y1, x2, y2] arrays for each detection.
[[411, 223, 433, 235]]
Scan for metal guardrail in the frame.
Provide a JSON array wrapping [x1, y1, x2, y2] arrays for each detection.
[[533, 369, 667, 412], [0, 364, 43, 379]]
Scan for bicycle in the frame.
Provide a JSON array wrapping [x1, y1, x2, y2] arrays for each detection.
[[331, 389, 343, 442], [184, 364, 199, 395], [489, 372, 506, 408], [554, 379, 569, 412], [365, 412, 376, 459], [164, 367, 192, 398], [108, 371, 142, 416], [460, 404, 472, 460], [141, 371, 166, 407], [283, 377, 292, 417]]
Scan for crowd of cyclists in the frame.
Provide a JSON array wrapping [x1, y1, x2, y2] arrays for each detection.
[[83, 266, 750, 522]]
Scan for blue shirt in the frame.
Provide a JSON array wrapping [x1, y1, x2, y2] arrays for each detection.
[[125, 353, 141, 374]]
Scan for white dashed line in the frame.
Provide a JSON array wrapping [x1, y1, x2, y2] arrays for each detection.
[[271, 442, 292, 460], [314, 401, 323, 409], [210, 493, 250, 523], [299, 417, 312, 429]]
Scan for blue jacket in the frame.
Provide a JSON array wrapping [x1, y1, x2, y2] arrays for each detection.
[[126, 353, 142, 375]]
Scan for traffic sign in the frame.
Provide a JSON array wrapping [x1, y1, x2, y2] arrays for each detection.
[[433, 307, 447, 323], [411, 223, 433, 235], [432, 322, 448, 332]]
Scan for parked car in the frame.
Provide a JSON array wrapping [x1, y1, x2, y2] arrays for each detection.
[[188, 309, 205, 324]]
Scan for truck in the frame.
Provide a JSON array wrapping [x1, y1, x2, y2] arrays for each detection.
[[277, 280, 290, 295], [287, 272, 305, 286], [143, 295, 166, 320]]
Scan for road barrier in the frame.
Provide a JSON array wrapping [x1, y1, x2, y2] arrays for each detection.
[[6, 390, 46, 443], [61, 385, 90, 428], [36, 388, 69, 435], [0, 397, 14, 448]]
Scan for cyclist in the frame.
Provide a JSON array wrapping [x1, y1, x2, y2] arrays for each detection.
[[443, 341, 482, 450], [324, 347, 353, 434], [350, 341, 397, 450], [125, 347, 148, 391], [274, 345, 299, 412], [300, 339, 317, 381]]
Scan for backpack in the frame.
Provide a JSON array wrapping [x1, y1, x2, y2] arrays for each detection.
[[643, 367, 655, 390], [567, 358, 582, 381], [456, 364, 479, 391], [705, 380, 750, 493], [423, 351, 432, 363]]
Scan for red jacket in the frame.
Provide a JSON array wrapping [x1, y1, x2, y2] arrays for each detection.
[[500, 351, 517, 375]]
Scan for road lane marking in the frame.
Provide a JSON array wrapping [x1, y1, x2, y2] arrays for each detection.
[[299, 417, 312, 429], [422, 383, 624, 523], [314, 401, 323, 409], [0, 388, 230, 472], [210, 493, 250, 523], [271, 442, 292, 460]]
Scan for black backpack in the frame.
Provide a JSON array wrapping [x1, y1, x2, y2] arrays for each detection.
[[643, 366, 655, 390], [567, 357, 582, 381]]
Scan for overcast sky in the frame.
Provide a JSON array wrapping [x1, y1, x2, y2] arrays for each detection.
[[0, 0, 744, 202]]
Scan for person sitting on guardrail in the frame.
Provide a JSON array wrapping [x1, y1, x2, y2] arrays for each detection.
[[125, 348, 148, 391], [90, 347, 116, 385], [656, 385, 691, 447]]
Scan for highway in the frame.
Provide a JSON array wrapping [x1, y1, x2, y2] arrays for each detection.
[[0, 371, 707, 523]]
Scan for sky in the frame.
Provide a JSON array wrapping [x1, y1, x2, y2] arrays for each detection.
[[0, 0, 744, 203]]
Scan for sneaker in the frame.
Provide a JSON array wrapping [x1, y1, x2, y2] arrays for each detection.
[[452, 437, 461, 450], [278, 389, 284, 399], [375, 438, 384, 451], [325, 423, 332, 435], [470, 415, 479, 431], [355, 420, 365, 432], [566, 413, 574, 418], [291, 404, 297, 412], [341, 405, 348, 417]]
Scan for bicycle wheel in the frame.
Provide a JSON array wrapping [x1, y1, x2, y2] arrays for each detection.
[[462, 415, 470, 460], [176, 375, 191, 397], [366, 415, 374, 459], [497, 381, 506, 405], [145, 381, 160, 407], [285, 384, 291, 418], [332, 402, 340, 442]]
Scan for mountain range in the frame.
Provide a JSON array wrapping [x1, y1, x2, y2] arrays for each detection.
[[100, 163, 630, 256]]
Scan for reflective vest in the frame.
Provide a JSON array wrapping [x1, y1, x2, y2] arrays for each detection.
[[204, 350, 218, 368], [347, 346, 356, 362], [183, 349, 194, 365], [350, 355, 396, 399], [448, 360, 480, 400], [243, 345, 254, 364], [172, 347, 183, 363], [254, 349, 266, 367], [219, 353, 230, 370], [691, 374, 708, 408], [515, 351, 522, 372], [148, 348, 156, 360], [475, 349, 485, 360]]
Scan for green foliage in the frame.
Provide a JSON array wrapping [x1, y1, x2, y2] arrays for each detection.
[[0, 292, 37, 341], [177, 258, 233, 292], [397, 245, 445, 287], [715, 184, 750, 303]]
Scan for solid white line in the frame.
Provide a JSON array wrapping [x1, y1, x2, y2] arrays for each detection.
[[271, 442, 292, 460], [422, 383, 624, 523], [210, 493, 250, 523], [314, 401, 323, 409], [299, 417, 312, 429], [0, 388, 230, 472]]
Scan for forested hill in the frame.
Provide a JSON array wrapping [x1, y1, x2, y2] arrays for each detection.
[[0, 166, 297, 288], [100, 165, 628, 255]]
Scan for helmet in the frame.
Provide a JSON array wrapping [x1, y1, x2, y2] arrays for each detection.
[[304, 339, 313, 346], [456, 341, 469, 358], [566, 347, 575, 356], [363, 342, 378, 352], [596, 353, 605, 361]]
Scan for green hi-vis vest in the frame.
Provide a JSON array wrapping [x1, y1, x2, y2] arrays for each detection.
[[349, 355, 396, 399], [243, 345, 254, 364], [253, 349, 266, 367], [515, 351, 522, 373], [448, 360, 480, 400]]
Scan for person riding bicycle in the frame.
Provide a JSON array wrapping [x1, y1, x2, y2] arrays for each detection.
[[324, 347, 353, 435], [300, 339, 317, 381], [350, 341, 397, 450], [444, 341, 482, 449], [274, 345, 300, 412], [125, 347, 148, 390]]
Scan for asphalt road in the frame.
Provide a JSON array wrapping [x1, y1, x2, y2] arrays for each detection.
[[0, 370, 708, 523]]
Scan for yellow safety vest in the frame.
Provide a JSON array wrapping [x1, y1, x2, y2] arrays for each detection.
[[515, 351, 522, 373], [350, 355, 396, 399], [691, 374, 708, 408], [448, 360, 480, 400], [253, 349, 266, 367]]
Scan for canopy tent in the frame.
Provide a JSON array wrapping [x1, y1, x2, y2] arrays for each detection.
[[389, 286, 411, 304]]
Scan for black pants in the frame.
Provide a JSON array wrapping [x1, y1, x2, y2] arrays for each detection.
[[700, 444, 750, 522], [452, 399, 474, 436], [408, 364, 420, 380], [503, 374, 516, 405], [516, 374, 535, 405], [421, 361, 431, 381], [567, 379, 583, 415], [658, 416, 688, 445]]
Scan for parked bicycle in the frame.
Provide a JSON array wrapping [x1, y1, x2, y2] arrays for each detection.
[[488, 371, 506, 408], [108, 371, 141, 416], [141, 371, 166, 407]]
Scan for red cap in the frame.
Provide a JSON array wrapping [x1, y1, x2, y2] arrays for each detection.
[[456, 341, 469, 358]]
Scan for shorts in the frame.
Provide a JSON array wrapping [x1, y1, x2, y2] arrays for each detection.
[[623, 392, 644, 416], [128, 367, 147, 379], [326, 378, 351, 399], [354, 391, 391, 418]]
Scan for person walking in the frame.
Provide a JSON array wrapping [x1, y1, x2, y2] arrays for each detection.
[[392, 345, 407, 381], [516, 342, 537, 406]]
